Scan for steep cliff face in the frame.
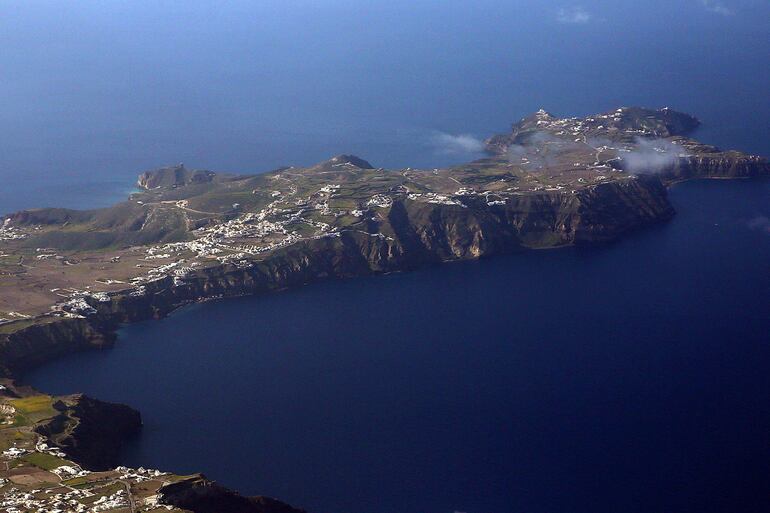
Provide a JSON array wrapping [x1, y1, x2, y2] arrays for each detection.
[[74, 176, 671, 324], [159, 476, 307, 513], [0, 107, 766, 512], [0, 175, 675, 380], [660, 153, 770, 182], [572, 175, 675, 241], [34, 394, 142, 470], [0, 318, 113, 376], [379, 177, 673, 256], [137, 164, 221, 190]]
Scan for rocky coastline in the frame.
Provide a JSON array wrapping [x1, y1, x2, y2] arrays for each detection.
[[0, 175, 678, 379], [1, 107, 769, 512]]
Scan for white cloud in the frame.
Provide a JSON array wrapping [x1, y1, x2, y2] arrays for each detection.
[[700, 0, 734, 16], [621, 138, 689, 174], [556, 6, 592, 24], [747, 216, 770, 233], [431, 133, 485, 155]]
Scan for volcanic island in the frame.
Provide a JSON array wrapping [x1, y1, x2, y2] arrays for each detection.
[[0, 107, 768, 512]]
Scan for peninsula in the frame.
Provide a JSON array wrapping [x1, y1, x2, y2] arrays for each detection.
[[0, 107, 768, 512]]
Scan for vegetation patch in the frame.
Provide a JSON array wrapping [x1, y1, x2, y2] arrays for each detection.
[[22, 451, 71, 471], [9, 395, 57, 423]]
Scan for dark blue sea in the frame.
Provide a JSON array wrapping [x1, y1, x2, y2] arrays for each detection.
[[26, 178, 770, 513], [8, 1, 770, 513], [1, 1, 769, 214]]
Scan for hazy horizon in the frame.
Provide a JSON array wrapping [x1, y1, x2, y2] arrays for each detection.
[[1, 0, 769, 212]]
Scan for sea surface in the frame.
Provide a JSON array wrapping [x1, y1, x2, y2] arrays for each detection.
[[26, 178, 770, 513], [7, 1, 770, 513], [1, 1, 769, 213]]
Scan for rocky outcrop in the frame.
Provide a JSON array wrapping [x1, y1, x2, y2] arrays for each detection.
[[0, 105, 766, 512], [0, 175, 675, 379], [657, 153, 770, 182], [159, 476, 306, 513], [34, 394, 142, 470], [70, 175, 671, 322], [313, 154, 374, 170], [485, 107, 701, 155], [0, 317, 113, 377], [3, 208, 95, 227], [137, 164, 220, 190]]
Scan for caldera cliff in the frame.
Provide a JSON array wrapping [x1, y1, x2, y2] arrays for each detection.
[[0, 106, 768, 512]]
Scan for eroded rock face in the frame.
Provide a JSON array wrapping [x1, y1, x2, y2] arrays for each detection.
[[0, 173, 676, 379], [656, 153, 770, 181], [159, 476, 307, 513], [0, 318, 113, 376], [0, 106, 767, 513], [64, 175, 671, 322], [137, 164, 220, 189], [34, 394, 142, 470]]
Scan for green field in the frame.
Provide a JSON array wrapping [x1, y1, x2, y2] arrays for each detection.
[[9, 395, 58, 425], [22, 451, 70, 471]]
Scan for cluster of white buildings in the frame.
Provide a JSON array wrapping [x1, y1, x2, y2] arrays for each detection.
[[2, 446, 26, 459], [1, 434, 172, 512], [1, 486, 90, 513], [54, 297, 97, 318], [0, 219, 27, 241], [407, 192, 466, 207], [114, 466, 167, 481], [366, 194, 393, 209], [90, 489, 129, 512], [452, 188, 514, 206], [141, 181, 348, 266], [0, 482, 131, 513]]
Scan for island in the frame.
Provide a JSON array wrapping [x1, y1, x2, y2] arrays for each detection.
[[0, 107, 768, 512]]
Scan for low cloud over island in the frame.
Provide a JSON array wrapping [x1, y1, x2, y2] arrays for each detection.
[[622, 138, 689, 174], [430, 132, 485, 155]]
